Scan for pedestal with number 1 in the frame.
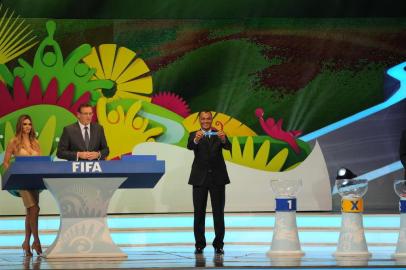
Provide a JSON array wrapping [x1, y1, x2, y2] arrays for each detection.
[[267, 179, 304, 258]]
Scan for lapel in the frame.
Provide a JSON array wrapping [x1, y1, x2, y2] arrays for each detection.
[[208, 127, 218, 148], [74, 122, 87, 150], [203, 134, 211, 156], [88, 123, 97, 150], [207, 133, 215, 147], [201, 130, 210, 145]]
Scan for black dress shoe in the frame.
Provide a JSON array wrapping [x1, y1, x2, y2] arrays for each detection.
[[194, 247, 204, 254], [214, 248, 224, 255]]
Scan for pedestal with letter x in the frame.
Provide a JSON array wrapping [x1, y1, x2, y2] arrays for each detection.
[[334, 178, 370, 257], [2, 155, 165, 258]]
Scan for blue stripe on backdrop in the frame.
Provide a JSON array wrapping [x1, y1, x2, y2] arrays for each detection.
[[300, 62, 406, 142]]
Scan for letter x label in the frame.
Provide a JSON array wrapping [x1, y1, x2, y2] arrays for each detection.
[[351, 201, 359, 210]]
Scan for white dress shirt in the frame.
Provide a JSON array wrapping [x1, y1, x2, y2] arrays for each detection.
[[76, 122, 100, 161], [78, 122, 91, 142]]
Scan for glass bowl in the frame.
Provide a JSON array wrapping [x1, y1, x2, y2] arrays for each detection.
[[335, 179, 368, 199], [270, 179, 302, 198], [394, 180, 406, 198]]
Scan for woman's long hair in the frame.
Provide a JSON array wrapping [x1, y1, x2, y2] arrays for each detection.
[[13, 115, 39, 153]]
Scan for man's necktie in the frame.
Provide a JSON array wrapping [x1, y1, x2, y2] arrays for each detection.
[[84, 126, 90, 150]]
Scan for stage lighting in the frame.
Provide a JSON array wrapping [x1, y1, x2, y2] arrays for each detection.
[[336, 167, 357, 180]]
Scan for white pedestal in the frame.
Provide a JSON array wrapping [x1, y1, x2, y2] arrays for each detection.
[[43, 177, 127, 258], [267, 211, 304, 258], [394, 213, 406, 258], [334, 212, 370, 257]]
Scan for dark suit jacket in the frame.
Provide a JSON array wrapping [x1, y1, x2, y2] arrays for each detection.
[[187, 130, 232, 186], [400, 130, 406, 178], [57, 122, 109, 161]]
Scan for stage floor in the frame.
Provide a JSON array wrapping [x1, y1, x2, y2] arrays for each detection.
[[0, 245, 403, 269], [0, 213, 404, 269]]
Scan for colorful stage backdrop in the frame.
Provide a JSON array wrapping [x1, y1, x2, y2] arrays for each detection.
[[0, 2, 405, 214]]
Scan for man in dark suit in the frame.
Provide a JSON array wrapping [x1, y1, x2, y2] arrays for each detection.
[[187, 110, 232, 255], [400, 130, 406, 178], [57, 104, 109, 161]]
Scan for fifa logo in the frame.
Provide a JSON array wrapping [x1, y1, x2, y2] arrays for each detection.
[[72, 162, 102, 173]]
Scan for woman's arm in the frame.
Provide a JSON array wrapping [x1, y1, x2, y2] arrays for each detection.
[[2, 139, 15, 170]]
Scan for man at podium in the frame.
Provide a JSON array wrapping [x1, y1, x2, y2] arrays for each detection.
[[57, 104, 109, 161]]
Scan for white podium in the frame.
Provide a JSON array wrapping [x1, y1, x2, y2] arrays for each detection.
[[2, 156, 165, 258]]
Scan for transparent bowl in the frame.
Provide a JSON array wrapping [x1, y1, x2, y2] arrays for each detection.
[[335, 179, 368, 199], [394, 180, 406, 198], [270, 179, 302, 198]]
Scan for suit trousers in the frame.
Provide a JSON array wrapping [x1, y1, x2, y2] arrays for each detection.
[[192, 175, 226, 249]]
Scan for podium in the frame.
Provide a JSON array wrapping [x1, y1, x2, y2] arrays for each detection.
[[2, 155, 165, 258]]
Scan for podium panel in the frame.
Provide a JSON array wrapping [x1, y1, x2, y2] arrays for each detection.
[[2, 156, 165, 258]]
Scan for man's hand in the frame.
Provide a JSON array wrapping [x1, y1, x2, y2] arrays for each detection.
[[87, 152, 100, 160], [78, 151, 90, 160], [194, 130, 204, 143], [2, 163, 9, 170], [78, 151, 100, 160], [217, 130, 226, 143]]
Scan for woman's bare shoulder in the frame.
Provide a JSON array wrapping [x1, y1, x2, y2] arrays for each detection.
[[8, 137, 18, 146], [6, 137, 18, 151]]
